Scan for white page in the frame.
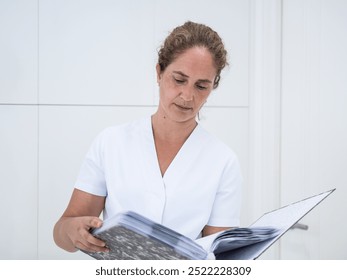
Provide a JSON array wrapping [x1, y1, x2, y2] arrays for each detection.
[[195, 231, 220, 252]]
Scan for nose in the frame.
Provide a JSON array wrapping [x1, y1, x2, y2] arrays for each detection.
[[180, 86, 194, 102]]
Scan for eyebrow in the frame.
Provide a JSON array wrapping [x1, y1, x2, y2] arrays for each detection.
[[173, 71, 213, 84]]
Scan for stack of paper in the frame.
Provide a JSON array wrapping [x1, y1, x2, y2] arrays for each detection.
[[211, 227, 279, 254]]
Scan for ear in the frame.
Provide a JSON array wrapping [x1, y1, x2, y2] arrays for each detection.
[[156, 64, 162, 84]]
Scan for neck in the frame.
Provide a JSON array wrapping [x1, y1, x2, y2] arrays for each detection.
[[151, 112, 197, 143]]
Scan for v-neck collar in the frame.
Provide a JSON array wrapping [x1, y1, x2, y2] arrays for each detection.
[[145, 117, 203, 181]]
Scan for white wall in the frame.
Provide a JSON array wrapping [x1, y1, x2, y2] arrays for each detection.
[[0, 0, 251, 259], [279, 0, 347, 259], [1, 0, 346, 260]]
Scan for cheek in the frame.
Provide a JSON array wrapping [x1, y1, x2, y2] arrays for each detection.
[[196, 91, 211, 104], [158, 86, 173, 108], [160, 79, 178, 99]]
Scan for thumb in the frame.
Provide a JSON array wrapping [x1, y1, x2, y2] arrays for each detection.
[[85, 216, 103, 229]]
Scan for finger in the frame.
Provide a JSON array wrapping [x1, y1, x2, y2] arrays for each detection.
[[75, 229, 109, 253], [79, 226, 107, 248], [85, 232, 107, 248], [75, 240, 109, 253]]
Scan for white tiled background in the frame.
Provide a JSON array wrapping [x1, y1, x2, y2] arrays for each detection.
[[1, 0, 346, 260], [0, 0, 250, 259]]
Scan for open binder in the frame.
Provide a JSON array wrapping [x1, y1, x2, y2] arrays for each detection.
[[81, 188, 335, 260], [203, 188, 335, 259]]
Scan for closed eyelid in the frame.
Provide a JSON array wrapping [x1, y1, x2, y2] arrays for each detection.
[[196, 80, 211, 88], [172, 75, 186, 84], [196, 84, 208, 90], [172, 72, 212, 90], [174, 77, 185, 82]]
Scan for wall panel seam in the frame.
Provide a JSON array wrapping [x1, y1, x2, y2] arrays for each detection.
[[36, 0, 40, 259]]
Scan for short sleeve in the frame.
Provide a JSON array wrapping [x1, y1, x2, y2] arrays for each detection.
[[74, 130, 107, 196], [207, 155, 243, 227]]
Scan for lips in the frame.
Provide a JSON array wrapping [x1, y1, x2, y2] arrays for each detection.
[[174, 103, 192, 111]]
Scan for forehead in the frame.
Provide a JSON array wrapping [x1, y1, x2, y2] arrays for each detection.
[[166, 47, 217, 79]]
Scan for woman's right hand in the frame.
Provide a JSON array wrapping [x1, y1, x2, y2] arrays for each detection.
[[53, 189, 107, 253], [54, 216, 109, 253]]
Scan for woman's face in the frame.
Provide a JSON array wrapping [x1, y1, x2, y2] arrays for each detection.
[[156, 47, 217, 124]]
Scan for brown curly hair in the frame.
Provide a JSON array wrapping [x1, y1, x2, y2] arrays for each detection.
[[157, 21, 228, 89]]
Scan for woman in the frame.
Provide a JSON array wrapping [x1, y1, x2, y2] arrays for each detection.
[[53, 21, 242, 254]]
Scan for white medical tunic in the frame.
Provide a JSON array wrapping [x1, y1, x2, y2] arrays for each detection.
[[75, 117, 242, 240]]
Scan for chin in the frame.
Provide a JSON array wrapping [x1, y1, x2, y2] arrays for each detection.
[[160, 105, 197, 124], [171, 114, 197, 124]]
